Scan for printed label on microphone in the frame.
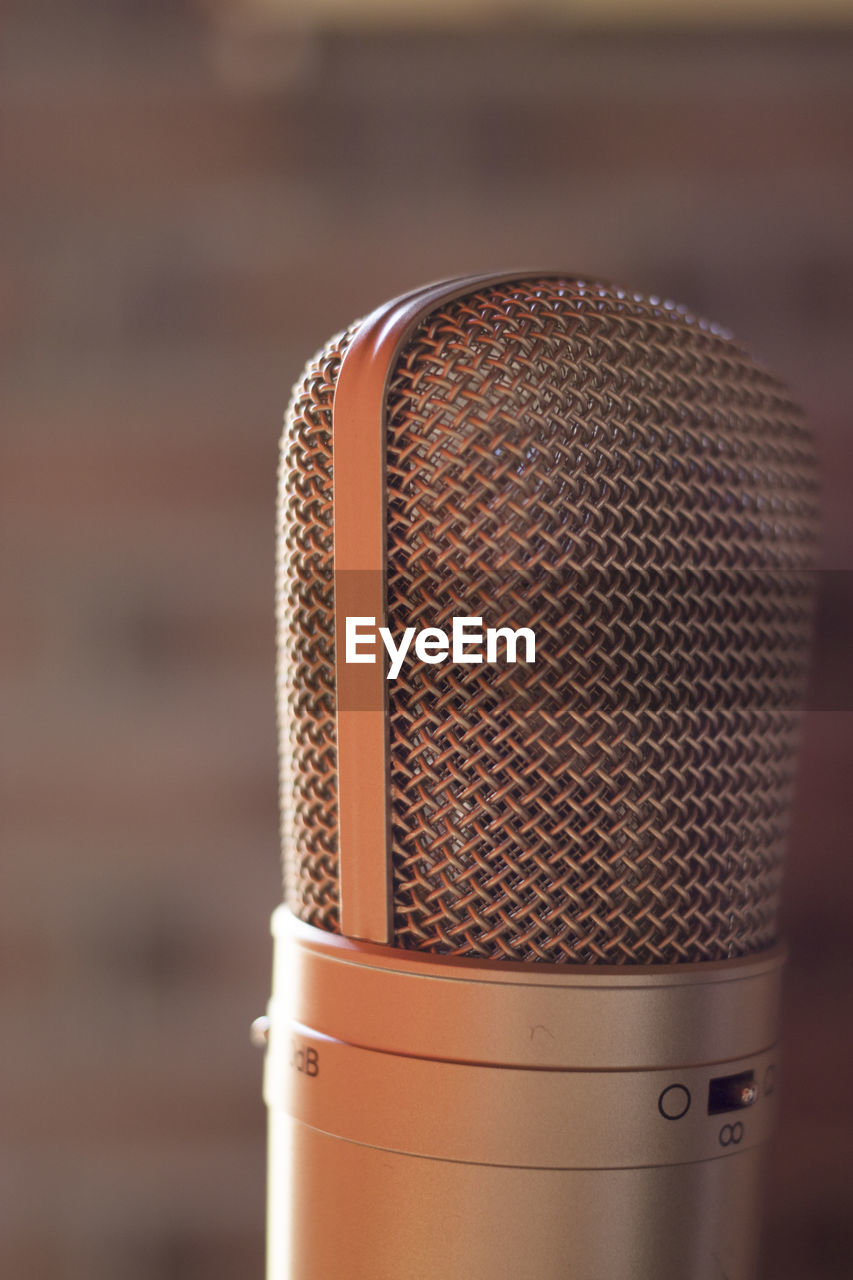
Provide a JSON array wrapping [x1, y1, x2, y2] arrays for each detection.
[[291, 1037, 319, 1078], [344, 616, 536, 679]]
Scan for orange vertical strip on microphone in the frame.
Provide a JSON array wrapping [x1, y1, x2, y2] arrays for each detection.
[[332, 273, 537, 943], [332, 314, 393, 945]]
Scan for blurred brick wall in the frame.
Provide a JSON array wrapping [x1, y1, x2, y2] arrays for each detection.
[[2, 2, 852, 1277]]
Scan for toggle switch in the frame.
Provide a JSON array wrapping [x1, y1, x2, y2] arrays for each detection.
[[708, 1070, 759, 1116]]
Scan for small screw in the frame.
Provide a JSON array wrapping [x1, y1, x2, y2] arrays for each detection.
[[250, 1015, 271, 1048]]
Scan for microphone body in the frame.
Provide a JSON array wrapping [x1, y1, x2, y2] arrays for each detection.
[[267, 913, 781, 1279], [267, 274, 816, 1279]]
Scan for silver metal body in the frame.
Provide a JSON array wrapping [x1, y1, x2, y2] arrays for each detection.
[[265, 908, 782, 1279]]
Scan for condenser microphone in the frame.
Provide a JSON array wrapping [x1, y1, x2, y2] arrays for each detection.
[[264, 273, 816, 1280]]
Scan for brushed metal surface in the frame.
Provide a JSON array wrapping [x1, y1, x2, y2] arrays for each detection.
[[269, 1113, 766, 1280]]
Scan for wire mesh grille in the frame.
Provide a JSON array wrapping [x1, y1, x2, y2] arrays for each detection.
[[277, 327, 353, 930], [278, 278, 817, 963]]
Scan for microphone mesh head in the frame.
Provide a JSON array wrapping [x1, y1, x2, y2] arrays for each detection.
[[278, 278, 816, 964]]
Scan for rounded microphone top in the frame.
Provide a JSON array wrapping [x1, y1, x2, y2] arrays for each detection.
[[277, 275, 817, 965]]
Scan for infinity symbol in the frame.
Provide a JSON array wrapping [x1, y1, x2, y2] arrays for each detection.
[[719, 1122, 744, 1147]]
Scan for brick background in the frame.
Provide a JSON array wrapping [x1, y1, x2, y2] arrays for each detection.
[[2, 2, 852, 1276]]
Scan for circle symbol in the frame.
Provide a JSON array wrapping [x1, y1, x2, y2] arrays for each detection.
[[719, 1122, 744, 1147], [658, 1084, 691, 1120], [732, 1122, 744, 1143]]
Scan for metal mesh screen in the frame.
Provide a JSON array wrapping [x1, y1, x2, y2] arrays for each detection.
[[278, 278, 816, 963], [277, 327, 352, 929]]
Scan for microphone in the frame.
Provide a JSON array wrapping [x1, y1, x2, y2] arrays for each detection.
[[265, 273, 816, 1279]]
